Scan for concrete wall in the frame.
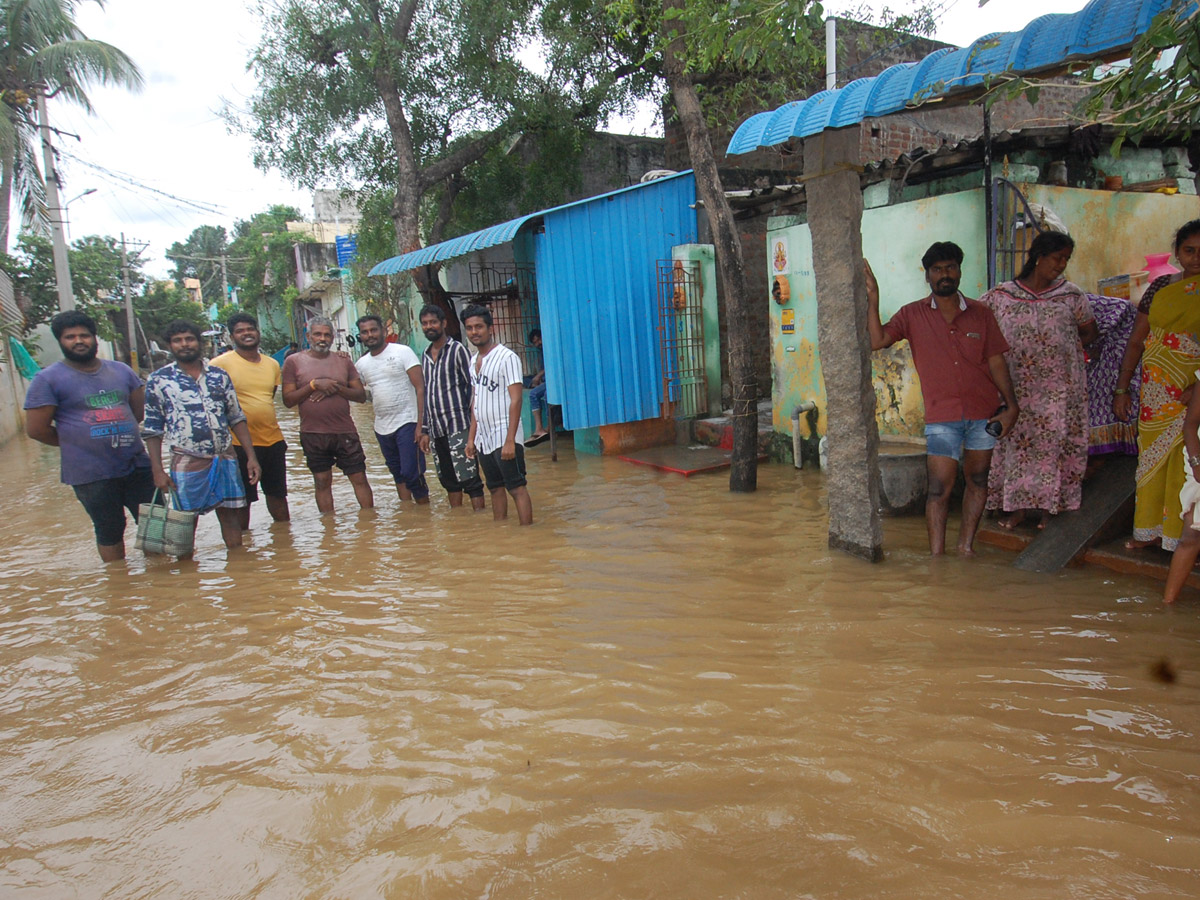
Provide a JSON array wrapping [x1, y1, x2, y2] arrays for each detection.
[[1, 271, 27, 445], [768, 184, 1200, 451], [0, 346, 27, 446], [1020, 184, 1200, 292]]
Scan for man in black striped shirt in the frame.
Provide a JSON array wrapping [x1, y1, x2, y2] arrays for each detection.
[[418, 305, 485, 510]]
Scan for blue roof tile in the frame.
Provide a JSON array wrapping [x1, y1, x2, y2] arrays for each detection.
[[726, 0, 1181, 155]]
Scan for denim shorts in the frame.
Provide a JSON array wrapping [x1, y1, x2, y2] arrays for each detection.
[[924, 418, 996, 461], [71, 466, 156, 546]]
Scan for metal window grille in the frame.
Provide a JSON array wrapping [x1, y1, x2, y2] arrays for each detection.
[[990, 177, 1046, 288], [468, 263, 541, 376], [656, 259, 708, 419]]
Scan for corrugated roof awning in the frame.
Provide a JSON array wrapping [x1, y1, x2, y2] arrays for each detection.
[[368, 215, 536, 276], [727, 0, 1182, 155], [368, 171, 697, 277]]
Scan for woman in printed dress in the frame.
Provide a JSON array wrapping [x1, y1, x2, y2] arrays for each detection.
[[979, 231, 1098, 529], [1114, 218, 1200, 551]]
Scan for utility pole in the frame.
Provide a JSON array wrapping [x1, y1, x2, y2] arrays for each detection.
[[220, 254, 230, 308], [120, 234, 149, 371], [37, 92, 75, 312], [121, 233, 137, 370]]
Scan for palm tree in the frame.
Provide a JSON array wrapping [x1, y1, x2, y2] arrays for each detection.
[[0, 0, 142, 249]]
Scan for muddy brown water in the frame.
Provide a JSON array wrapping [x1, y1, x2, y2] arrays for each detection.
[[1, 406, 1198, 898]]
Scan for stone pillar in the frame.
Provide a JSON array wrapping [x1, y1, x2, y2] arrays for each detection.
[[804, 126, 883, 562]]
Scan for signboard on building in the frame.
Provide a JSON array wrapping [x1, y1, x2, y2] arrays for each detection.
[[335, 234, 358, 267]]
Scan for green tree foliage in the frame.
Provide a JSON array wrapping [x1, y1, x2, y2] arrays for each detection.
[[166, 223, 229, 302], [162, 205, 308, 351], [1082, 5, 1200, 152], [2, 231, 125, 334], [232, 0, 648, 304], [0, 232, 205, 358], [0, 0, 142, 248], [134, 280, 206, 346], [226, 206, 309, 351]]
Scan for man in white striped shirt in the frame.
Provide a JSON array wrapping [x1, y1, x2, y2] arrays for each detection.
[[462, 304, 533, 525]]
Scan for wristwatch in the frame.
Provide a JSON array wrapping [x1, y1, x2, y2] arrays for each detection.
[[1188, 454, 1200, 468]]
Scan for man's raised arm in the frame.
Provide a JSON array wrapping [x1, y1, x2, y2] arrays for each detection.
[[865, 259, 897, 351]]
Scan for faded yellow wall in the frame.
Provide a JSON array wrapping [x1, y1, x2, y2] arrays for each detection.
[[770, 185, 1200, 448], [1020, 185, 1200, 293]]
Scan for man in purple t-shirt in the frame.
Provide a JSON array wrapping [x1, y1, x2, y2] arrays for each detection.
[[866, 241, 1020, 557], [24, 310, 155, 561]]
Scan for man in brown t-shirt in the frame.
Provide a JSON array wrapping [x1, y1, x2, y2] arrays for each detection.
[[866, 241, 1019, 556], [282, 316, 374, 513]]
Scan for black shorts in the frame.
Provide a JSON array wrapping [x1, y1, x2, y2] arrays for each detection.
[[299, 432, 367, 475], [478, 444, 527, 492], [235, 441, 288, 501], [71, 466, 156, 546]]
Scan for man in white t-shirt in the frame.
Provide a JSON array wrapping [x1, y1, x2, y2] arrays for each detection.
[[462, 304, 533, 525], [354, 314, 429, 504]]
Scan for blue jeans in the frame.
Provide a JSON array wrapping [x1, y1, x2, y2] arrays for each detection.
[[375, 423, 429, 500], [528, 382, 547, 418], [924, 419, 996, 462]]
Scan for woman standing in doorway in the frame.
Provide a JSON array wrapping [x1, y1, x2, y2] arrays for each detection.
[[1114, 218, 1200, 551], [980, 231, 1098, 529]]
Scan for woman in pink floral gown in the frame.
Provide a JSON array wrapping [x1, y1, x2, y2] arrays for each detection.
[[979, 232, 1098, 528]]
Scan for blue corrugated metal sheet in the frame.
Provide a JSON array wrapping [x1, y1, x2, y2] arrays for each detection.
[[727, 0, 1181, 155], [536, 172, 698, 431]]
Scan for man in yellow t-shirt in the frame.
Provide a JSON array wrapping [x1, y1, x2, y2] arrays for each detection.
[[211, 313, 290, 527]]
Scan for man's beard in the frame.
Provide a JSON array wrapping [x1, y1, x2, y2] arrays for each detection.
[[173, 348, 201, 363], [932, 279, 959, 297], [63, 343, 97, 363], [422, 327, 443, 342]]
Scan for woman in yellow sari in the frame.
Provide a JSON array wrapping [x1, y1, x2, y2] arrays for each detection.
[[1114, 219, 1200, 550]]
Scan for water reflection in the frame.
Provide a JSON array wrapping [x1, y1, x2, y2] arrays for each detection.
[[1, 406, 1197, 898]]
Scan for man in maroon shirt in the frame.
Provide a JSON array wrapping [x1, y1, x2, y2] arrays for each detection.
[[866, 241, 1019, 556], [282, 317, 374, 514]]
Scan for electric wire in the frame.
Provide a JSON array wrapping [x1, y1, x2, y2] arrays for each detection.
[[58, 149, 229, 216]]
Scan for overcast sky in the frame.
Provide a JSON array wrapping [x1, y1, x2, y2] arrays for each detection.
[[54, 0, 1096, 278]]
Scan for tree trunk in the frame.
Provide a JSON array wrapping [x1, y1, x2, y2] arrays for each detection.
[[0, 146, 14, 252], [661, 3, 758, 493], [803, 127, 883, 562]]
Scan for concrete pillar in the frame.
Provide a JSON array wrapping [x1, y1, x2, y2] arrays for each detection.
[[804, 126, 883, 562]]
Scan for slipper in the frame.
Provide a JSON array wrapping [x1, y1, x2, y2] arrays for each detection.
[[526, 432, 550, 447]]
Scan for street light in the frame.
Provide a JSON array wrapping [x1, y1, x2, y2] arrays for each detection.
[[63, 188, 97, 241]]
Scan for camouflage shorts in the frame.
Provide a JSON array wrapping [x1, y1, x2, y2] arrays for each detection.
[[431, 427, 483, 495]]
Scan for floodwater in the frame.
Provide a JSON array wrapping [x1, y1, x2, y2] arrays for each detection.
[[1, 405, 1198, 899]]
